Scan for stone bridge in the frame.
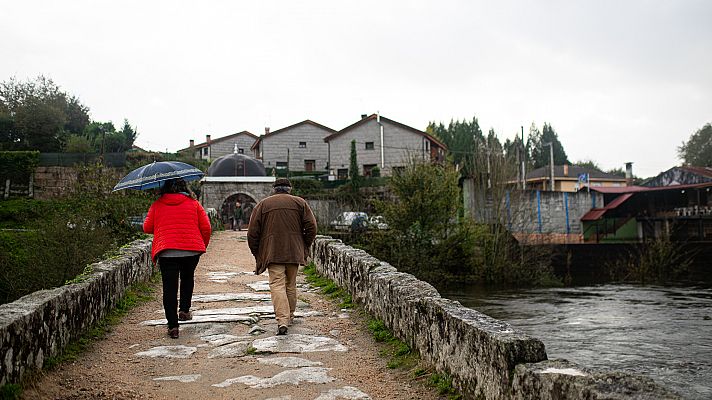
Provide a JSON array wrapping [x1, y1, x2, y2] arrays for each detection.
[[0, 232, 680, 399]]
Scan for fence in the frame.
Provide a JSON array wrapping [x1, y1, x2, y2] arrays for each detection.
[[39, 153, 126, 167]]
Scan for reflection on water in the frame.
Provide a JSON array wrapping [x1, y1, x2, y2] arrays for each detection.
[[439, 284, 712, 399]]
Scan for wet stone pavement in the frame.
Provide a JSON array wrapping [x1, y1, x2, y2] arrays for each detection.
[[22, 231, 437, 400]]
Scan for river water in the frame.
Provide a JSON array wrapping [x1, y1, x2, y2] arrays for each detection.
[[438, 284, 712, 399]]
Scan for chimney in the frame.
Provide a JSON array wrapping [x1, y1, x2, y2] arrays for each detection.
[[206, 134, 211, 144], [189, 139, 194, 148], [361, 114, 368, 119], [625, 162, 634, 185], [265, 127, 270, 135], [563, 164, 569, 177]]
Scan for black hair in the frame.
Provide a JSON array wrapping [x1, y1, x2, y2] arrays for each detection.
[[160, 179, 196, 199]]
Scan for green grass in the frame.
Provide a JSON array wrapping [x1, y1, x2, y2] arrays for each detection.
[[0, 383, 22, 400], [366, 318, 419, 369], [303, 263, 353, 309], [44, 277, 157, 369], [302, 262, 462, 399], [428, 373, 462, 399]]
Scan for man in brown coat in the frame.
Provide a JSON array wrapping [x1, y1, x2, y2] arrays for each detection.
[[247, 178, 317, 335]]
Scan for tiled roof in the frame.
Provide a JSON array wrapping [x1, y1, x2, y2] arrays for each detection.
[[323, 114, 447, 150], [179, 131, 258, 152], [680, 166, 712, 178], [526, 165, 625, 181], [251, 120, 336, 151]]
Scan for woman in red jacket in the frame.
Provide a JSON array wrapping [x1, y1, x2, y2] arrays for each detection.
[[143, 178, 211, 339]]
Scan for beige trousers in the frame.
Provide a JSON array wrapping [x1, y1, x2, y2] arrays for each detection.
[[267, 263, 299, 326]]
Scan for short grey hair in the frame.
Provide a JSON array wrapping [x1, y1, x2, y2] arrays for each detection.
[[273, 185, 292, 194]]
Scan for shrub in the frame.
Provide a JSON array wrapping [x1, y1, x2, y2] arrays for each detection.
[[0, 163, 152, 304]]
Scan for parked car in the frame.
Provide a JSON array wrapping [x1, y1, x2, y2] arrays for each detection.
[[368, 215, 388, 230], [330, 212, 368, 232]]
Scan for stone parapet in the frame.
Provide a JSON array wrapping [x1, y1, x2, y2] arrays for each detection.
[[309, 236, 680, 399], [0, 239, 153, 386]]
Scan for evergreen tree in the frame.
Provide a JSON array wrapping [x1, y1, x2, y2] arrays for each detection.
[[574, 159, 603, 172], [527, 122, 569, 169], [349, 139, 360, 190], [427, 116, 484, 176]]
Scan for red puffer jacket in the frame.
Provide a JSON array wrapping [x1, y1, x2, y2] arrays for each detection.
[[143, 193, 212, 262]]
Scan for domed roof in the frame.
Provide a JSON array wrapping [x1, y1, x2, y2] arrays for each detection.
[[207, 153, 267, 177]]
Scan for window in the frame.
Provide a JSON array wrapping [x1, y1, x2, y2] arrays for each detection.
[[365, 142, 374, 150], [238, 148, 244, 154], [203, 148, 208, 156], [304, 160, 315, 172], [337, 168, 349, 180], [276, 161, 288, 169], [299, 142, 307, 148], [363, 164, 377, 177]]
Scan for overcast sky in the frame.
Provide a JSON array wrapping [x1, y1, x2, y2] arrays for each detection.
[[2, 0, 710, 177]]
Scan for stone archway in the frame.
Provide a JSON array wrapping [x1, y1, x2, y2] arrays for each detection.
[[200, 177, 276, 224], [220, 192, 257, 229]]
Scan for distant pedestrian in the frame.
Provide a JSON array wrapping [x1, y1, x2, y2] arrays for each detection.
[[233, 200, 243, 231], [144, 178, 211, 339], [247, 178, 317, 335]]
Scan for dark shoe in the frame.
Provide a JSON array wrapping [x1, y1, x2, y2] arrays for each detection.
[[167, 327, 179, 339], [277, 325, 288, 335], [178, 310, 193, 321]]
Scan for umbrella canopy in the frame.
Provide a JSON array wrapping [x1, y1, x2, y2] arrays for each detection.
[[113, 161, 204, 191]]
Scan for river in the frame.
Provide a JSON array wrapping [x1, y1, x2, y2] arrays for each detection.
[[438, 284, 712, 399]]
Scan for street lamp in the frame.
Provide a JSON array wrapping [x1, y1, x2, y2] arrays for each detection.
[[543, 142, 554, 191]]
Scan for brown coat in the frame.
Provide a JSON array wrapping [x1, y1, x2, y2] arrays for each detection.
[[247, 192, 318, 275]]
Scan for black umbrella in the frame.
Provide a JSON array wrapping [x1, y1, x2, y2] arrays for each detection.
[[113, 161, 203, 191]]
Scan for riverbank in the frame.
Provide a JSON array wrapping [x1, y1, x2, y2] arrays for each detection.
[[20, 230, 445, 399]]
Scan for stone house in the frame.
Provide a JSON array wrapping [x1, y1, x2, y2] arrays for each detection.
[[251, 120, 335, 173], [323, 114, 447, 179], [180, 131, 258, 162]]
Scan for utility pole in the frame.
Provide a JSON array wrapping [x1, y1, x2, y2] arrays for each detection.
[[544, 142, 554, 191], [521, 126, 526, 189], [377, 111, 384, 168]]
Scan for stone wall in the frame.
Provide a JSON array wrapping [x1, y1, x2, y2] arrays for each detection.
[[463, 184, 605, 241], [32, 166, 79, 199], [32, 166, 124, 200], [309, 237, 680, 399], [0, 239, 153, 386]]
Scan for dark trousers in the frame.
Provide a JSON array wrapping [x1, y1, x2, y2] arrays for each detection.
[[159, 255, 200, 328]]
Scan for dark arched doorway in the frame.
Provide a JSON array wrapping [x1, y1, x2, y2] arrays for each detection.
[[220, 193, 257, 230]]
